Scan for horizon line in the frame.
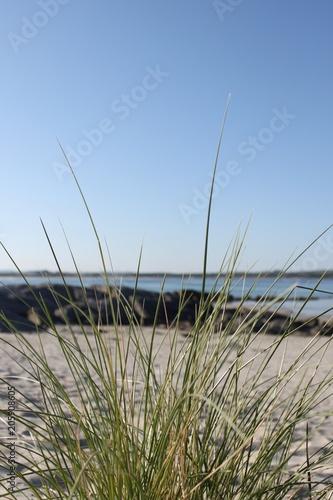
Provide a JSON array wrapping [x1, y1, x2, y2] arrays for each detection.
[[0, 269, 332, 277]]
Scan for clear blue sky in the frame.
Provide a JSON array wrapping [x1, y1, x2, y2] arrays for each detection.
[[1, 1, 332, 274]]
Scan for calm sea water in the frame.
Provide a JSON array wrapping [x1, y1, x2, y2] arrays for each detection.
[[1, 274, 333, 318]]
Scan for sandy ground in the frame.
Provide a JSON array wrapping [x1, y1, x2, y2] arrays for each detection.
[[0, 326, 333, 498]]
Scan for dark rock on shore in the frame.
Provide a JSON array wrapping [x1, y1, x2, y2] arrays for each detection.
[[0, 284, 331, 335]]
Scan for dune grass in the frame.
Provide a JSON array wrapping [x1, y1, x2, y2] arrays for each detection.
[[1, 105, 333, 498]]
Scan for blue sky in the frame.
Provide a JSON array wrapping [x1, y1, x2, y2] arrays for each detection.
[[1, 1, 332, 274]]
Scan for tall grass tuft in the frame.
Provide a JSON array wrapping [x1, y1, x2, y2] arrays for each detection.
[[1, 104, 333, 498]]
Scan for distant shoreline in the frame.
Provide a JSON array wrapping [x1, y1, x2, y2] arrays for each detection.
[[0, 282, 332, 334], [1, 270, 333, 279]]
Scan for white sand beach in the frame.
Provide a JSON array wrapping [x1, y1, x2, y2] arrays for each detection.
[[1, 326, 333, 498]]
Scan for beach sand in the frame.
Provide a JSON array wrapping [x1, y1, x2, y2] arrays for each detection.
[[0, 326, 333, 498]]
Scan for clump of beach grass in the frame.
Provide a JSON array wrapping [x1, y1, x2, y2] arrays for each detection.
[[1, 101, 333, 498]]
